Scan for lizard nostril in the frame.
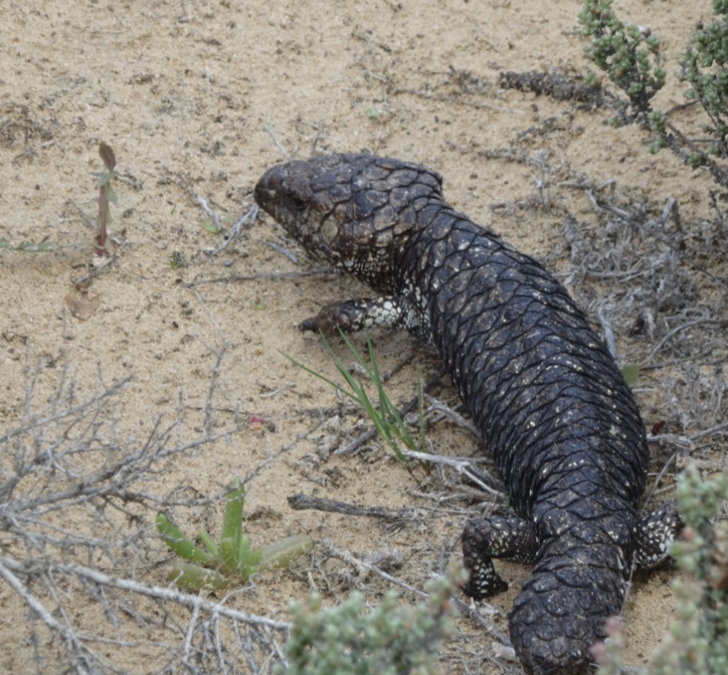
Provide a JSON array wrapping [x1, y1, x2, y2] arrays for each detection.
[[289, 197, 306, 212]]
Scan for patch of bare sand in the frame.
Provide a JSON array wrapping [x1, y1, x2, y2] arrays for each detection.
[[1, 1, 725, 673]]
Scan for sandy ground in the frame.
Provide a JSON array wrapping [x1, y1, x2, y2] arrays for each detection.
[[1, 1, 726, 673]]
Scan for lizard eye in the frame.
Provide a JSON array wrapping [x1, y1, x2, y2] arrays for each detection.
[[289, 196, 306, 213]]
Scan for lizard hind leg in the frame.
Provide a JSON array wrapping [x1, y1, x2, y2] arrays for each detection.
[[634, 500, 684, 570], [462, 515, 538, 600]]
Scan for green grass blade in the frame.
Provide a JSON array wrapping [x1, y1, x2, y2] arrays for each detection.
[[360, 328, 414, 461], [379, 390, 415, 448], [364, 404, 399, 453], [283, 338, 394, 452], [362, 327, 382, 382], [284, 330, 420, 465], [417, 375, 427, 454], [339, 329, 375, 379], [320, 333, 372, 401], [334, 330, 401, 448], [280, 350, 362, 404]]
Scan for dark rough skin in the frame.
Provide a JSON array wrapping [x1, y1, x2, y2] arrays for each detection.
[[254, 153, 682, 675]]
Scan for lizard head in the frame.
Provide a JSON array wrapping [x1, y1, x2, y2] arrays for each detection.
[[255, 153, 443, 288]]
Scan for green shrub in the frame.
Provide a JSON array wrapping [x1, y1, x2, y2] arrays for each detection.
[[596, 466, 728, 674], [274, 576, 456, 675], [579, 0, 665, 125], [580, 0, 728, 180]]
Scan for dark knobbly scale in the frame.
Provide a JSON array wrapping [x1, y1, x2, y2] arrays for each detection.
[[255, 153, 683, 675]]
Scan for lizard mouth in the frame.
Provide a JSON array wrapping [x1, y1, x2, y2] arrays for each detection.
[[253, 167, 282, 214], [254, 163, 311, 235]]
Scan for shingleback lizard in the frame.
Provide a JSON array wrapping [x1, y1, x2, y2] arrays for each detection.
[[254, 153, 682, 675]]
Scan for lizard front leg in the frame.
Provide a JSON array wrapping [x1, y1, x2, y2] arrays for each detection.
[[299, 296, 422, 335]]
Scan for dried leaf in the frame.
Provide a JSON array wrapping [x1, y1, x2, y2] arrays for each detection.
[[99, 142, 116, 171], [65, 291, 100, 321]]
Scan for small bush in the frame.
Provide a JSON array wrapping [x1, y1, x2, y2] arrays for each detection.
[[595, 465, 728, 674], [678, 1, 728, 161], [274, 575, 457, 675], [579, 0, 665, 124], [580, 0, 728, 184]]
